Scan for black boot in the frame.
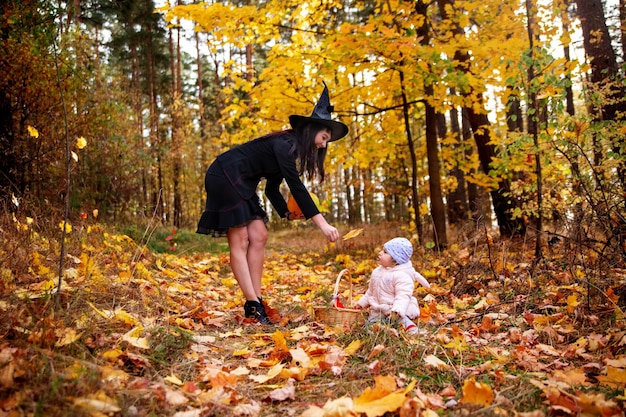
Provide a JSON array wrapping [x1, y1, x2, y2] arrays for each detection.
[[244, 300, 272, 325], [257, 297, 266, 315]]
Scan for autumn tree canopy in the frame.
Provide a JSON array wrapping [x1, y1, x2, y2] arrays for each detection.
[[0, 0, 624, 255]]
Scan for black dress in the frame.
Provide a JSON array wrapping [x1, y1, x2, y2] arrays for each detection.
[[197, 132, 320, 236]]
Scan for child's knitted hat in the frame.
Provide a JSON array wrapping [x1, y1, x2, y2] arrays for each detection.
[[384, 237, 413, 264]]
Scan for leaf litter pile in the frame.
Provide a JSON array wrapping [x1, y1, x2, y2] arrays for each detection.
[[1, 221, 625, 416]]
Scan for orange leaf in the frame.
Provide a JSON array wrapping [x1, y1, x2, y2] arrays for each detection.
[[272, 330, 289, 354], [459, 377, 494, 407], [367, 344, 385, 360]]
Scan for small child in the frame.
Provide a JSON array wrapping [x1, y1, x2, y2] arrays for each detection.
[[355, 237, 430, 335]]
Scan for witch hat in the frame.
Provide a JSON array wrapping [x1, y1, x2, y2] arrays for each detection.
[[289, 82, 349, 142]]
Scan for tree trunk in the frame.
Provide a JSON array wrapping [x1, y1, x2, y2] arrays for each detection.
[[399, 70, 423, 245], [145, 23, 164, 221], [526, 0, 543, 258], [0, 88, 15, 200], [619, 0, 626, 60], [195, 30, 207, 216], [465, 106, 526, 236], [415, 0, 447, 247], [436, 0, 524, 237], [575, 0, 626, 192], [443, 102, 469, 226], [425, 83, 448, 248]]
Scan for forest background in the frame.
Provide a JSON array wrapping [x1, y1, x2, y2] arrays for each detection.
[[1, 0, 626, 416]]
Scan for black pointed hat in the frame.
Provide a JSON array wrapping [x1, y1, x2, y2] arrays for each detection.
[[289, 82, 349, 142]]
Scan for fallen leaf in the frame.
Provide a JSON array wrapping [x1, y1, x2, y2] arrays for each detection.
[[121, 326, 150, 349], [265, 379, 296, 402], [355, 391, 408, 417], [73, 390, 121, 413], [367, 344, 385, 360], [164, 374, 183, 386], [596, 366, 626, 388], [424, 355, 451, 370], [459, 377, 494, 407], [249, 362, 284, 383], [368, 360, 382, 374], [233, 401, 262, 416]]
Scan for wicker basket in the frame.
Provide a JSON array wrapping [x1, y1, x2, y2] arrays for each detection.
[[314, 269, 366, 327]]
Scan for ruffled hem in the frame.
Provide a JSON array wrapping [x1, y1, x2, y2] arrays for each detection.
[[197, 197, 268, 237]]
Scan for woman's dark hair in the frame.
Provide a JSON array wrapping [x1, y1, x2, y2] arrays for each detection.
[[292, 122, 328, 182]]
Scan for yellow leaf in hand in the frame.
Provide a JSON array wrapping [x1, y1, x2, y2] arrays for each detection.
[[343, 228, 363, 240]]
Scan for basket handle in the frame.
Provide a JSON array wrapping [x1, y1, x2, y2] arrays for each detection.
[[331, 269, 352, 308]]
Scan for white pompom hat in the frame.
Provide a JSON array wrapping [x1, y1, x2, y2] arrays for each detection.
[[384, 237, 413, 264]]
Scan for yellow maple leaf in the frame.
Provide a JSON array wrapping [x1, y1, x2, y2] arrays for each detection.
[[76, 136, 87, 149], [164, 374, 183, 386], [344, 339, 362, 356], [272, 330, 289, 353], [353, 376, 414, 417], [249, 362, 284, 383], [443, 335, 468, 352], [567, 294, 580, 313], [354, 391, 408, 417], [460, 377, 494, 406], [27, 125, 39, 138], [233, 348, 250, 357], [596, 366, 626, 388], [55, 328, 83, 347], [114, 308, 140, 326], [58, 221, 72, 234], [73, 390, 121, 413], [121, 326, 150, 349]]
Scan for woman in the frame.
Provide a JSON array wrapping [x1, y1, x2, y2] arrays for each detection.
[[197, 84, 349, 324]]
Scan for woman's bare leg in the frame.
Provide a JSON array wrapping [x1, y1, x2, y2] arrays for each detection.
[[245, 219, 268, 297], [227, 226, 257, 301]]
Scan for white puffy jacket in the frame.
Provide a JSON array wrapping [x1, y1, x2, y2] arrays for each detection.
[[357, 262, 430, 319]]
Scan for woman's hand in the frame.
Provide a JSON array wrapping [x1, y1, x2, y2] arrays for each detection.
[[320, 224, 339, 242], [310, 214, 339, 242]]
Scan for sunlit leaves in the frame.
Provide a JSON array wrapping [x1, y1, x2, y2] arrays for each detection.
[[76, 136, 87, 149], [27, 125, 39, 138]]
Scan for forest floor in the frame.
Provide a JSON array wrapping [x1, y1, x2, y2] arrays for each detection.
[[1, 219, 625, 416]]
